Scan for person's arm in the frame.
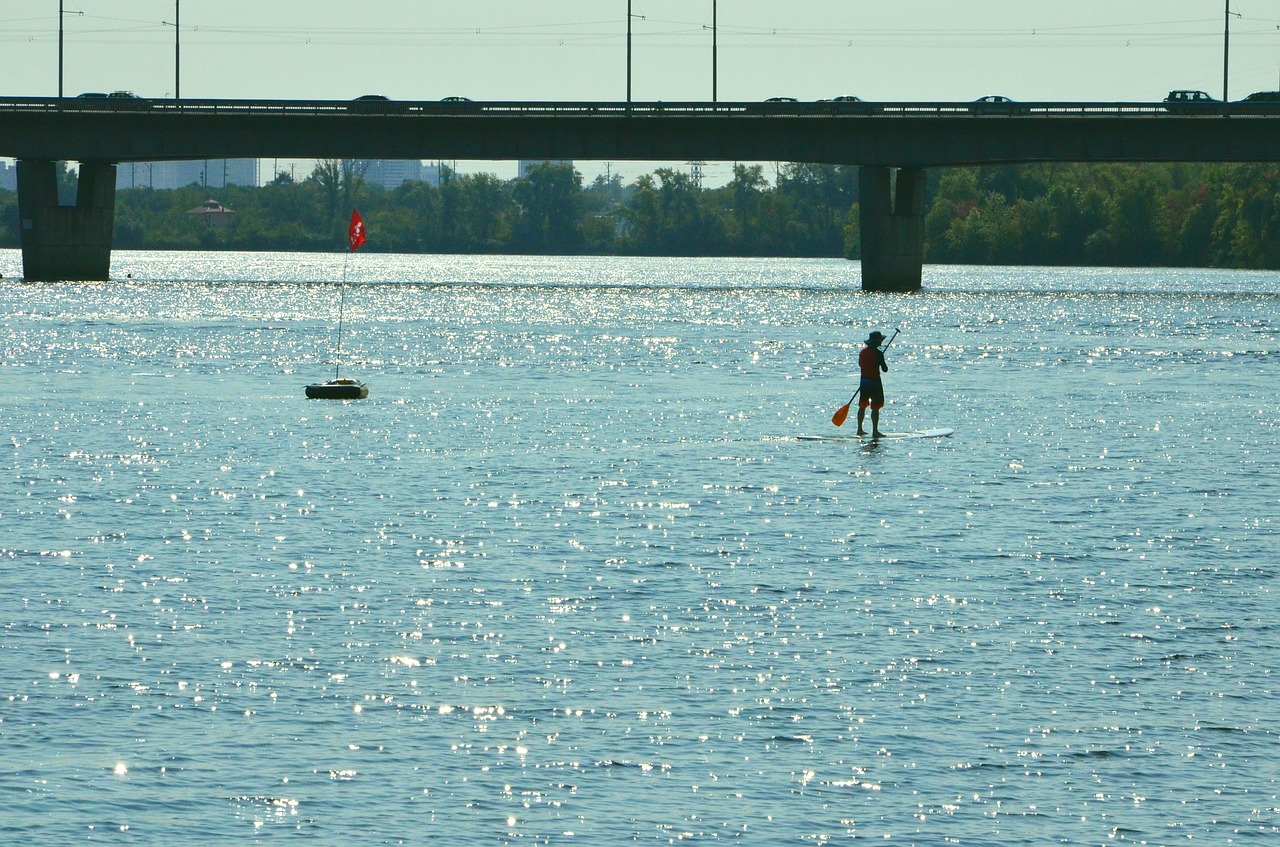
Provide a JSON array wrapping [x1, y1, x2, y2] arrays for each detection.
[[879, 351, 889, 372]]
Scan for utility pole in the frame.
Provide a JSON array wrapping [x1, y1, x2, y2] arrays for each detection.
[[712, 0, 717, 102], [163, 2, 181, 97], [1224, 1, 1232, 103], [58, 3, 84, 97], [626, 2, 647, 106], [1223, 1, 1229, 102]]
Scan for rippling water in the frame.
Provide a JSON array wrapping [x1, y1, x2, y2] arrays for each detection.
[[1, 250, 1277, 845]]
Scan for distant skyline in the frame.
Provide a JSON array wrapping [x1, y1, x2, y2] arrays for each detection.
[[5, 2, 1280, 184]]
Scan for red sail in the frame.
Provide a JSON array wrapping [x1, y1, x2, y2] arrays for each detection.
[[348, 209, 367, 252]]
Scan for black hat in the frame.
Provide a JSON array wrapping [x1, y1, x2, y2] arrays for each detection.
[[866, 331, 885, 345]]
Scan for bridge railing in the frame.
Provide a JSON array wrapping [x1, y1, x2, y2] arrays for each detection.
[[0, 96, 1268, 118]]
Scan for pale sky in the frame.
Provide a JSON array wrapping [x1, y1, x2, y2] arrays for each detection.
[[4, 2, 1280, 182]]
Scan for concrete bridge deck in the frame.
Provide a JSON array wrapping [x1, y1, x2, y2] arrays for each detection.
[[3, 97, 1279, 287]]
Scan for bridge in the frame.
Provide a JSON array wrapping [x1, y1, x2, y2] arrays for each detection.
[[4, 96, 1280, 288]]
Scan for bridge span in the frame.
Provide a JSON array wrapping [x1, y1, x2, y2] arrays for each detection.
[[4, 96, 1279, 288]]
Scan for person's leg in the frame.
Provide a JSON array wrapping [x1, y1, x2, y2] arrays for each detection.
[[856, 406, 867, 435], [871, 407, 882, 437]]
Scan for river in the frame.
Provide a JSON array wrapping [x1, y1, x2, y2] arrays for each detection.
[[1, 250, 1276, 845]]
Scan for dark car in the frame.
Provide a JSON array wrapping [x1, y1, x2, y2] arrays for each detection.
[[349, 94, 404, 113], [73, 90, 147, 110], [761, 96, 799, 114], [438, 96, 479, 113], [819, 95, 872, 114], [1163, 90, 1218, 114], [970, 95, 1022, 115], [69, 92, 110, 110], [1235, 91, 1280, 114]]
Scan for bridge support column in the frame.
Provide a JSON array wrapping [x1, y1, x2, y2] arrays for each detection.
[[859, 166, 925, 292], [18, 160, 117, 281]]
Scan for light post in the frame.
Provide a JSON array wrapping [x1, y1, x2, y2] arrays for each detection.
[[163, 1, 180, 98], [1223, 1, 1241, 103], [58, 2, 83, 97], [1223, 1, 1230, 102], [712, 0, 717, 102], [699, 2, 719, 101], [626, 2, 648, 105]]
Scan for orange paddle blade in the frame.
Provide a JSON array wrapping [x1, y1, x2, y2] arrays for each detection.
[[832, 403, 851, 427]]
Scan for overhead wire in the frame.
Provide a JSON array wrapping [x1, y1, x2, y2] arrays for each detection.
[[4, 12, 1279, 51]]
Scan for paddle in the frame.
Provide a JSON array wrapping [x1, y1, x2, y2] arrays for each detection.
[[831, 389, 859, 427], [832, 328, 899, 427]]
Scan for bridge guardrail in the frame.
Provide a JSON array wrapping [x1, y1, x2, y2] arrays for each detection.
[[0, 96, 1271, 118]]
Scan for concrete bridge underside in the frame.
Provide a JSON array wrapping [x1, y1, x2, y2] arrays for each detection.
[[19, 156, 924, 290], [17, 160, 117, 282], [6, 101, 1280, 289]]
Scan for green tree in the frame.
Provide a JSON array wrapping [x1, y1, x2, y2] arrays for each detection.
[[724, 164, 767, 253], [621, 168, 719, 255], [511, 164, 581, 253], [310, 159, 368, 246], [79, 159, 1280, 270]]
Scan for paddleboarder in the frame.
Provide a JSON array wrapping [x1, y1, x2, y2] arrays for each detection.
[[857, 330, 890, 437]]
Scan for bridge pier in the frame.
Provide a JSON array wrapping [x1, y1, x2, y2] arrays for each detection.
[[17, 160, 117, 281], [859, 166, 925, 292]]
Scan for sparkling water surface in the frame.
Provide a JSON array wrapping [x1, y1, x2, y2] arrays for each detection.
[[1, 251, 1277, 845]]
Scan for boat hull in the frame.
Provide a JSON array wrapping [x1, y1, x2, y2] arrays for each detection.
[[305, 379, 369, 400]]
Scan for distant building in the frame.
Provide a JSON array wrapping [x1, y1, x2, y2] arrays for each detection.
[[360, 159, 438, 189], [117, 159, 259, 190], [0, 160, 15, 192], [186, 198, 236, 229], [519, 160, 574, 178]]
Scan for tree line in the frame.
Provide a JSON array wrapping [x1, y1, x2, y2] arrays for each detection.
[[3, 160, 1280, 268]]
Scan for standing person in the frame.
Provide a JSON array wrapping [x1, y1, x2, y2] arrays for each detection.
[[857, 330, 889, 437]]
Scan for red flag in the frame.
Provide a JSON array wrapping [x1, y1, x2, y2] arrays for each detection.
[[348, 209, 367, 252]]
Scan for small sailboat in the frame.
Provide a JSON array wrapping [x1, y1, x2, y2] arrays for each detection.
[[306, 209, 370, 399], [304, 377, 368, 400]]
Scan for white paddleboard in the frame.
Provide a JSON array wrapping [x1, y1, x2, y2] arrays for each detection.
[[797, 427, 953, 442]]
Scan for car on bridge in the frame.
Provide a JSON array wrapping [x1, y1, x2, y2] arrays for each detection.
[[70, 90, 148, 110], [349, 94, 407, 113], [1234, 91, 1280, 114], [757, 96, 800, 114], [438, 96, 479, 114], [818, 95, 874, 114], [970, 95, 1024, 115], [1163, 90, 1219, 114]]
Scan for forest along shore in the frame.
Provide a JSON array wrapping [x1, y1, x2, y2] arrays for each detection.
[[4, 161, 1279, 269]]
